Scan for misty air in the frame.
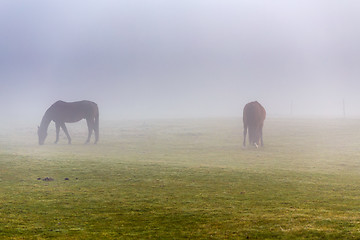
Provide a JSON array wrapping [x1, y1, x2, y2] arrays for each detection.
[[1, 1, 360, 239]]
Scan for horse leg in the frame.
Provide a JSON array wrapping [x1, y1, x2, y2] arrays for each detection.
[[60, 123, 71, 144], [243, 125, 247, 147], [94, 127, 99, 144], [55, 122, 60, 144], [85, 118, 94, 144], [260, 125, 264, 147], [94, 115, 99, 144]]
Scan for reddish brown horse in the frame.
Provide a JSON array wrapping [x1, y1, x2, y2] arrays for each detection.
[[38, 100, 99, 145], [243, 101, 266, 148]]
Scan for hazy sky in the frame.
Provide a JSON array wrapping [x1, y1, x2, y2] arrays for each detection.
[[1, 0, 360, 122]]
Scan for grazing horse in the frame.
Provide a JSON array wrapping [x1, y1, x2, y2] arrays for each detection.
[[243, 101, 266, 148], [38, 100, 99, 145]]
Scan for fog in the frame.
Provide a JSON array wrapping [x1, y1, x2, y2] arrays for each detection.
[[1, 0, 360, 125]]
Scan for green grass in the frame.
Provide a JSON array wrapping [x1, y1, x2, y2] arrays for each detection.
[[1, 118, 360, 239]]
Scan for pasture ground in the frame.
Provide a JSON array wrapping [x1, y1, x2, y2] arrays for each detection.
[[1, 118, 360, 239]]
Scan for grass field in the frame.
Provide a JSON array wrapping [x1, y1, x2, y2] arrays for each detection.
[[1, 118, 360, 239]]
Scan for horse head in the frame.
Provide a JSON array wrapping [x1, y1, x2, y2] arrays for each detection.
[[38, 126, 47, 145]]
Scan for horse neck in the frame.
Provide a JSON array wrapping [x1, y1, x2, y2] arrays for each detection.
[[39, 112, 51, 131]]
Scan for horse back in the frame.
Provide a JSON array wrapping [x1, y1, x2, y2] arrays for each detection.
[[243, 101, 266, 126], [48, 100, 98, 123]]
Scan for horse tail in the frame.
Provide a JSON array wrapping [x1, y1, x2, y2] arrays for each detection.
[[94, 104, 99, 143]]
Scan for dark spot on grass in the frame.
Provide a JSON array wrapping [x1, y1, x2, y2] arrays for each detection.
[[42, 177, 54, 181]]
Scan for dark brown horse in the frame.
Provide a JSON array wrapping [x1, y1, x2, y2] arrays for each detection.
[[38, 100, 99, 145], [243, 101, 266, 148]]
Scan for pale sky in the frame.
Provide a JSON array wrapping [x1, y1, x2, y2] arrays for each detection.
[[1, 0, 360, 122]]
